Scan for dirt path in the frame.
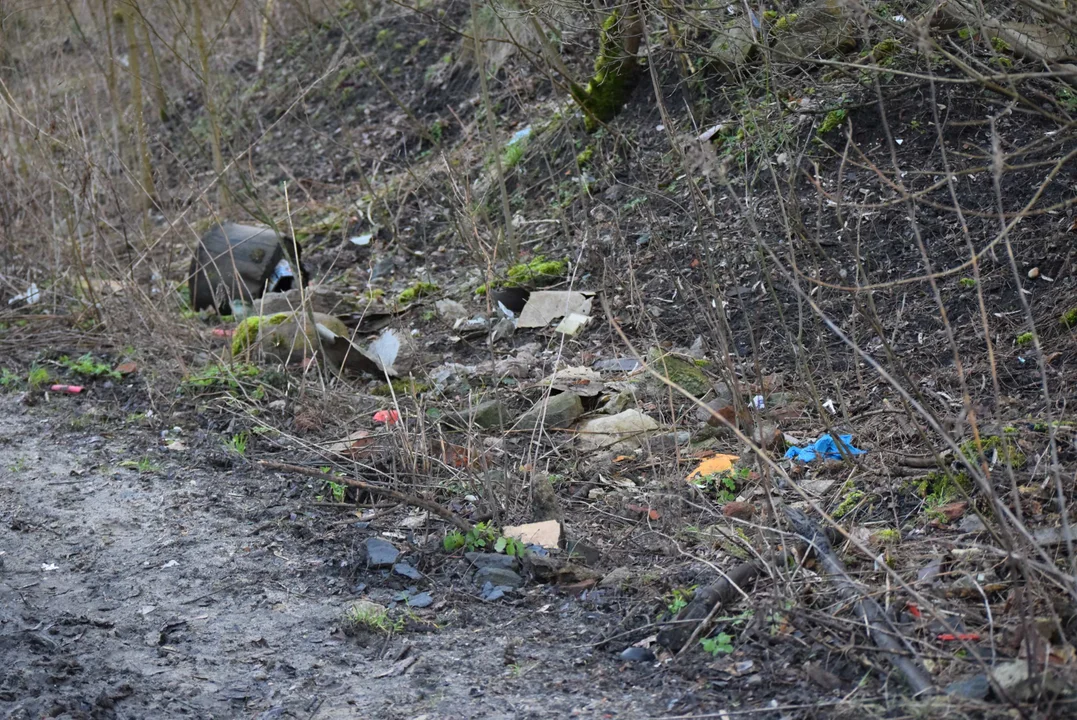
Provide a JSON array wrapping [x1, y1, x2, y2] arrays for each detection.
[[0, 397, 680, 719]]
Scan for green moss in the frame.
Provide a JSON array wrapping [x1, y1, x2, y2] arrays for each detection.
[[773, 13, 798, 33], [397, 281, 439, 304], [1061, 307, 1077, 328], [506, 256, 568, 287], [914, 471, 971, 504], [871, 38, 900, 61], [991, 36, 1010, 53], [576, 145, 594, 166], [959, 277, 977, 289], [762, 10, 778, 22], [1016, 332, 1034, 346], [232, 313, 290, 355], [570, 11, 641, 131], [372, 379, 431, 397], [833, 488, 864, 519], [818, 109, 847, 135], [874, 528, 901, 544], [961, 435, 1026, 468]]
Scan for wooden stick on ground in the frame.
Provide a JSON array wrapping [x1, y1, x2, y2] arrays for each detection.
[[783, 506, 935, 696], [258, 460, 472, 533]]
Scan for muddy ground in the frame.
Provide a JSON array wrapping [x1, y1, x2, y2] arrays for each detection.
[[1, 394, 713, 719]]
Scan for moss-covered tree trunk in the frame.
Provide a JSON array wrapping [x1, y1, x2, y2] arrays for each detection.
[[571, 9, 643, 131]]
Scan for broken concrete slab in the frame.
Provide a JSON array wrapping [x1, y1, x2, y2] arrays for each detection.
[[517, 291, 593, 328], [516, 392, 584, 430], [576, 409, 660, 452], [503, 519, 561, 549]]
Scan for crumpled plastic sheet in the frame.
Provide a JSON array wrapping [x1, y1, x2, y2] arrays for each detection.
[[785, 434, 866, 463]]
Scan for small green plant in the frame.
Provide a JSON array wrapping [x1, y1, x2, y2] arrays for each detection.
[[960, 435, 1025, 468], [345, 602, 399, 634], [443, 530, 466, 552], [1061, 307, 1077, 328], [120, 456, 160, 474], [1016, 331, 1034, 346], [444, 523, 528, 556], [495, 535, 527, 557], [8, 457, 28, 472], [181, 363, 261, 393], [27, 365, 50, 388], [693, 467, 749, 503], [225, 431, 249, 456], [501, 141, 525, 170], [818, 109, 847, 135], [701, 632, 734, 655], [0, 368, 19, 388], [59, 353, 120, 379], [324, 480, 346, 504], [959, 277, 977, 289], [665, 586, 696, 616]]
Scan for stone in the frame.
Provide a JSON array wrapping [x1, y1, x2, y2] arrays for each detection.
[[771, 1, 858, 60], [751, 420, 782, 449], [465, 552, 519, 570], [518, 291, 592, 328], [393, 563, 422, 580], [599, 566, 633, 589], [443, 399, 512, 430], [516, 392, 584, 430], [645, 431, 690, 454], [648, 350, 712, 397], [406, 591, 434, 609], [619, 646, 655, 662], [503, 519, 561, 549], [365, 537, 400, 568], [576, 409, 660, 452], [257, 286, 342, 315], [723, 502, 756, 520], [708, 14, 757, 78], [435, 299, 469, 322], [474, 567, 523, 589]]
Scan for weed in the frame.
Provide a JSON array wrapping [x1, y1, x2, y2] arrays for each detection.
[[818, 109, 847, 135], [500, 141, 525, 170], [959, 277, 977, 289], [59, 353, 120, 379], [701, 632, 734, 655], [321, 479, 347, 504], [181, 363, 261, 394], [8, 457, 28, 472], [665, 586, 696, 616], [345, 602, 399, 634], [27, 365, 50, 388], [225, 431, 249, 456], [960, 435, 1025, 468], [444, 522, 527, 556], [1061, 307, 1077, 328], [874, 528, 901, 544], [120, 456, 160, 473], [693, 467, 749, 503], [0, 368, 19, 388], [1016, 332, 1034, 346]]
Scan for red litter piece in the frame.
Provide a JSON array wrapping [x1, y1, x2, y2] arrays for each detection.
[[212, 328, 234, 337], [50, 385, 84, 394], [373, 409, 400, 425]]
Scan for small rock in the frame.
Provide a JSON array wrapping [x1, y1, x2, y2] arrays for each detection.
[[645, 431, 690, 454], [599, 567, 632, 589], [1028, 267, 1040, 279], [365, 537, 400, 569], [751, 421, 782, 449], [444, 399, 511, 430], [435, 299, 469, 322], [406, 591, 434, 609], [474, 567, 523, 589], [619, 646, 655, 662], [465, 552, 519, 570], [945, 673, 990, 700], [957, 513, 987, 534], [648, 350, 711, 397], [516, 392, 584, 430], [593, 358, 642, 373], [481, 583, 507, 602], [576, 409, 660, 452], [393, 563, 422, 580], [722, 502, 756, 520], [268, 399, 287, 411], [490, 318, 515, 342]]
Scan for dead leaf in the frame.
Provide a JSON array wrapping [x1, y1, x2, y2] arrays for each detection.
[[326, 430, 376, 459], [687, 453, 739, 481]]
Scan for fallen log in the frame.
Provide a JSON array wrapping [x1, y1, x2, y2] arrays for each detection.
[[784, 506, 935, 696]]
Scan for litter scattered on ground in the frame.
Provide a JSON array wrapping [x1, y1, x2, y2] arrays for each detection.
[[687, 453, 739, 481], [373, 409, 400, 425], [517, 291, 593, 328], [554, 312, 591, 336], [8, 283, 41, 306], [784, 434, 866, 463], [49, 385, 84, 394], [502, 520, 561, 549], [575, 409, 659, 452]]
